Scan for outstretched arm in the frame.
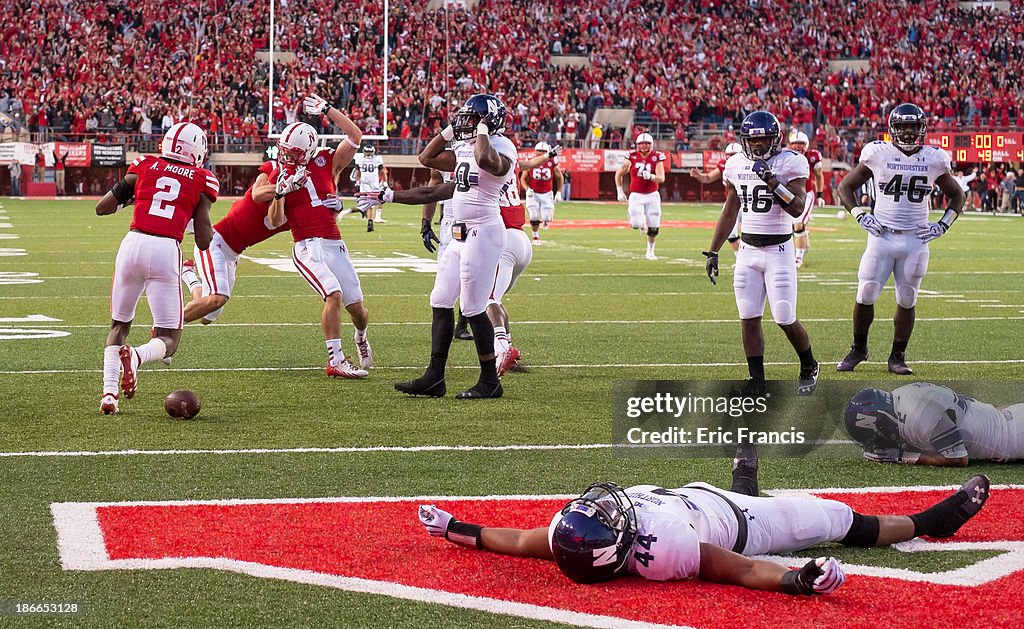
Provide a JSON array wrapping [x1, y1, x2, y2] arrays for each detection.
[[698, 543, 844, 595], [419, 505, 553, 560]]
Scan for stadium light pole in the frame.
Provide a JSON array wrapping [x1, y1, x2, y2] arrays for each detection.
[[268, 0, 276, 138], [383, 0, 390, 141]]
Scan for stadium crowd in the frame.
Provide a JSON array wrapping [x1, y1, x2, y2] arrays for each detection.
[[0, 0, 1021, 158]]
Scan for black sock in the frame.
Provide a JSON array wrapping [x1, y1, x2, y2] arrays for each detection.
[[747, 356, 765, 382], [428, 307, 455, 376], [455, 314, 469, 330], [730, 468, 758, 497], [853, 333, 868, 352], [909, 492, 965, 537], [891, 340, 908, 356], [466, 312, 499, 384], [797, 347, 816, 370]]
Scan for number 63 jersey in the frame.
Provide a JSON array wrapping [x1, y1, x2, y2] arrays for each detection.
[[723, 150, 808, 236], [128, 154, 220, 241], [860, 141, 952, 230]]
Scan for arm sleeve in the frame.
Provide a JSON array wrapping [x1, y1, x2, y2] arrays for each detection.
[[200, 169, 220, 202], [126, 155, 148, 176]]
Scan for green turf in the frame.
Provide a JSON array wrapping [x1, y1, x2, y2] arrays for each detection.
[[0, 198, 1022, 627]]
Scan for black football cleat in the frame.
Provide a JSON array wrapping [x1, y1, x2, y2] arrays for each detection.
[[735, 378, 770, 399], [731, 444, 759, 497], [394, 374, 446, 397], [888, 352, 913, 375], [931, 475, 990, 538], [455, 381, 503, 400], [454, 327, 473, 341], [367, 219, 375, 232], [797, 361, 819, 396], [836, 346, 868, 372]]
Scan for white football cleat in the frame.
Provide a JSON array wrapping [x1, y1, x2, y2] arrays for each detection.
[[645, 251, 657, 260], [354, 332, 373, 369], [795, 257, 804, 269], [326, 359, 368, 379], [100, 393, 120, 415]]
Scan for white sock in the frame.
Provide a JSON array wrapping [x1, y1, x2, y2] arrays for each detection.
[[326, 339, 344, 365], [493, 326, 511, 353], [354, 327, 367, 342], [181, 268, 201, 292], [375, 208, 383, 221], [796, 248, 806, 259], [647, 241, 655, 253], [103, 345, 120, 395], [532, 228, 540, 238], [135, 338, 167, 365]]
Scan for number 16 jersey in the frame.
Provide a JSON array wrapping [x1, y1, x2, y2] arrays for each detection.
[[723, 150, 808, 236], [859, 141, 951, 230]]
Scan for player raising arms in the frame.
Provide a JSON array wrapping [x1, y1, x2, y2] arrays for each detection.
[[787, 131, 825, 268], [521, 142, 563, 242], [703, 111, 819, 395], [692, 142, 743, 252], [393, 94, 516, 399], [95, 122, 217, 414], [836, 104, 966, 375], [267, 95, 372, 379], [616, 132, 666, 260]]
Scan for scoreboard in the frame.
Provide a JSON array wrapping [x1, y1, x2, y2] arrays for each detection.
[[925, 132, 1024, 163]]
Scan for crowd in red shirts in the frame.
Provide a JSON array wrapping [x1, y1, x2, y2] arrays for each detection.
[[1, 0, 1020, 155]]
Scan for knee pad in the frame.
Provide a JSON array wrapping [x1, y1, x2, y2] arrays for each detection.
[[530, 220, 541, 228], [895, 284, 918, 308], [840, 512, 880, 547], [856, 281, 882, 305], [772, 301, 796, 326], [646, 227, 659, 237]]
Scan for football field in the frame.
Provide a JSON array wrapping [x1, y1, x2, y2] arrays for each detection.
[[1, 198, 1023, 627]]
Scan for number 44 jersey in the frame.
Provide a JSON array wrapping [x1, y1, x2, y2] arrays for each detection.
[[860, 141, 952, 230], [723, 149, 808, 236]]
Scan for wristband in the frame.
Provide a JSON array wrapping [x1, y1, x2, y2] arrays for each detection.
[[780, 569, 812, 596], [816, 192, 824, 200], [477, 122, 490, 136], [440, 126, 455, 142], [421, 217, 432, 232], [773, 183, 796, 205], [852, 206, 870, 220], [445, 520, 484, 549], [938, 208, 959, 231], [344, 137, 360, 149], [274, 192, 284, 200]]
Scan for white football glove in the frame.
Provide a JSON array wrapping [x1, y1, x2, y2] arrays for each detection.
[[816, 194, 826, 207], [915, 222, 947, 243], [418, 504, 454, 537], [641, 170, 654, 181], [853, 208, 883, 237], [356, 194, 377, 216], [547, 145, 563, 158], [525, 188, 535, 202], [323, 194, 342, 213], [303, 94, 330, 116], [616, 187, 627, 202], [275, 171, 304, 197], [811, 557, 845, 594]]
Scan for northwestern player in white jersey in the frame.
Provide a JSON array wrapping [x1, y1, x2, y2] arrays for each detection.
[[836, 104, 966, 375], [703, 111, 818, 395], [846, 383, 1024, 466], [354, 144, 387, 231], [420, 168, 473, 340], [394, 94, 515, 399], [417, 447, 988, 591]]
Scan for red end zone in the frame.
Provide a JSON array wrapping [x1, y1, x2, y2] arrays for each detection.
[[53, 488, 1024, 628]]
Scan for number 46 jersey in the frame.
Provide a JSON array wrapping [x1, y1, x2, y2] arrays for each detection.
[[723, 150, 808, 236], [860, 141, 952, 230], [128, 154, 219, 241]]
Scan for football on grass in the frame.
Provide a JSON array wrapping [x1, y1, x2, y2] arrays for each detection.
[[164, 390, 201, 419]]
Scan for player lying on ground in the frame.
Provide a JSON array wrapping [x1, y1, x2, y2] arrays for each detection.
[[419, 446, 989, 592], [95, 122, 217, 414], [847, 383, 1024, 466]]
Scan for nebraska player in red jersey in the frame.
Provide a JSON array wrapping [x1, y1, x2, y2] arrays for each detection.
[[94, 122, 218, 414], [267, 95, 371, 379], [178, 174, 296, 324], [615, 133, 667, 259], [520, 142, 563, 242], [788, 131, 825, 268]]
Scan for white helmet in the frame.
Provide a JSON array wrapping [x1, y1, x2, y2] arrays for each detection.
[[535, 142, 551, 153], [725, 142, 743, 156], [161, 122, 208, 167], [635, 132, 654, 149], [277, 122, 319, 174], [789, 130, 810, 149]]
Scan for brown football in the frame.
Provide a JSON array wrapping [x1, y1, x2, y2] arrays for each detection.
[[164, 390, 201, 419]]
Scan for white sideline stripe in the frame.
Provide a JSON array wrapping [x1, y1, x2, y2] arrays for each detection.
[[6, 315, 1024, 328], [5, 357, 1024, 376], [49, 501, 683, 629], [3, 444, 611, 459]]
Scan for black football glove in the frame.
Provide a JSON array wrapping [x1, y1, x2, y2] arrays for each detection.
[[421, 218, 440, 254], [780, 557, 845, 595], [751, 159, 773, 184], [702, 251, 719, 285], [482, 111, 505, 134]]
